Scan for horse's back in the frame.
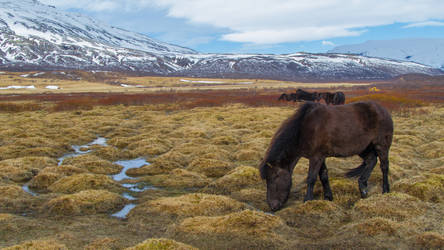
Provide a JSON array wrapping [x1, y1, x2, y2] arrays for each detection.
[[299, 101, 392, 157]]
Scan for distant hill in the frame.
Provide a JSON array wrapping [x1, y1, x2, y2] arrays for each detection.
[[329, 39, 444, 70], [0, 0, 442, 81]]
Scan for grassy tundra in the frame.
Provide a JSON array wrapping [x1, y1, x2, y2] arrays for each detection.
[[0, 72, 443, 249]]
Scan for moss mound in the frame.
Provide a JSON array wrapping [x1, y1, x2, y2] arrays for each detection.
[[204, 166, 262, 194], [48, 173, 123, 193], [174, 210, 284, 241], [235, 149, 262, 162], [351, 217, 401, 237], [0, 157, 56, 182], [43, 189, 126, 216], [28, 165, 86, 190], [353, 192, 426, 221], [187, 158, 234, 178], [126, 160, 180, 176], [393, 174, 444, 202], [0, 213, 14, 221], [0, 185, 35, 212], [84, 237, 119, 250], [413, 232, 444, 249], [140, 169, 210, 188], [125, 238, 197, 250], [60, 154, 122, 175], [133, 193, 249, 218], [231, 188, 268, 211], [2, 240, 67, 250]]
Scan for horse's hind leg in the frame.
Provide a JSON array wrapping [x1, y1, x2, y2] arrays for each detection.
[[304, 156, 324, 202], [375, 145, 390, 193], [358, 150, 378, 198], [319, 160, 333, 201]]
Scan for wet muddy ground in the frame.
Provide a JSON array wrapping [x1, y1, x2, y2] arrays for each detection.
[[0, 104, 443, 249]]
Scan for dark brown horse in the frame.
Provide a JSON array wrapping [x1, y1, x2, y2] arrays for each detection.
[[259, 101, 393, 211], [295, 89, 320, 102], [278, 89, 320, 102], [319, 91, 345, 105], [278, 93, 298, 101]]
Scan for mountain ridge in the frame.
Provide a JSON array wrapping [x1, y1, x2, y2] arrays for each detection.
[[0, 0, 442, 81]]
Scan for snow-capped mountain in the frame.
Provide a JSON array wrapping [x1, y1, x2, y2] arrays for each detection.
[[329, 39, 444, 70], [0, 0, 442, 81]]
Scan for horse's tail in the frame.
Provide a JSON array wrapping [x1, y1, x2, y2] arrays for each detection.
[[260, 102, 318, 179], [345, 163, 367, 178]]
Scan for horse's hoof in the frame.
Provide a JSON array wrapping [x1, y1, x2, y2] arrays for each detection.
[[324, 194, 333, 201], [360, 190, 368, 198]]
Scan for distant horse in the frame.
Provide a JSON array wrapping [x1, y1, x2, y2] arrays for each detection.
[[319, 91, 345, 105], [259, 101, 393, 211], [294, 89, 320, 102], [278, 89, 320, 102], [278, 93, 298, 101]]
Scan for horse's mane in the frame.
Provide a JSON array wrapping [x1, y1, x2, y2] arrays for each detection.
[[260, 102, 319, 179]]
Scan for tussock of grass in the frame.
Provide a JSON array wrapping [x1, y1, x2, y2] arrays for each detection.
[[125, 238, 198, 250], [277, 200, 345, 230], [134, 193, 249, 218], [60, 154, 122, 175], [230, 188, 268, 211], [204, 166, 263, 194], [48, 173, 123, 193], [84, 237, 119, 250], [42, 189, 126, 216], [140, 169, 210, 188], [353, 192, 425, 221], [0, 185, 34, 212], [174, 210, 284, 241], [413, 232, 444, 249], [0, 157, 56, 182], [393, 174, 444, 202], [126, 161, 180, 176], [2, 239, 68, 250], [187, 158, 234, 178], [352, 217, 401, 236]]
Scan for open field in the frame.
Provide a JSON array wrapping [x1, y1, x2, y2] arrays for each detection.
[[0, 72, 443, 249]]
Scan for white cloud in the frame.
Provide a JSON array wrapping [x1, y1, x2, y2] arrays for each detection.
[[322, 41, 335, 46], [403, 21, 444, 28], [40, 0, 444, 44]]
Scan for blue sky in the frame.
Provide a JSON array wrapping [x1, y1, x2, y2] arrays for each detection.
[[39, 0, 444, 54]]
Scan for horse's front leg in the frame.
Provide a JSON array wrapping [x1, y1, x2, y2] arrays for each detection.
[[304, 156, 324, 202], [319, 160, 333, 201]]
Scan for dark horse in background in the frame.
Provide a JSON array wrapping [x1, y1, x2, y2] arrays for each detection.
[[278, 89, 320, 102], [319, 91, 346, 105], [260, 101, 393, 211]]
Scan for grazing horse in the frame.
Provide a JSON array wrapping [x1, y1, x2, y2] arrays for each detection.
[[259, 101, 393, 211], [319, 91, 345, 105], [294, 89, 320, 102]]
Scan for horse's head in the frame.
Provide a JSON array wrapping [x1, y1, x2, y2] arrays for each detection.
[[260, 159, 292, 212]]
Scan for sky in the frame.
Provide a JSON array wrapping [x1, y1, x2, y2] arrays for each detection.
[[38, 0, 444, 54]]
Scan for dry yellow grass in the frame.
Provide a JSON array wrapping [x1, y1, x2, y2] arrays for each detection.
[[2, 239, 68, 250], [174, 209, 285, 240], [42, 189, 126, 216], [0, 88, 442, 249], [125, 238, 198, 250], [48, 173, 123, 193], [133, 193, 249, 218]]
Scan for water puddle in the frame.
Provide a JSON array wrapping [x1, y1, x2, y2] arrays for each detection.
[[111, 204, 137, 219], [22, 137, 109, 196], [57, 137, 108, 165], [22, 183, 38, 196], [112, 157, 149, 181], [111, 157, 157, 219]]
